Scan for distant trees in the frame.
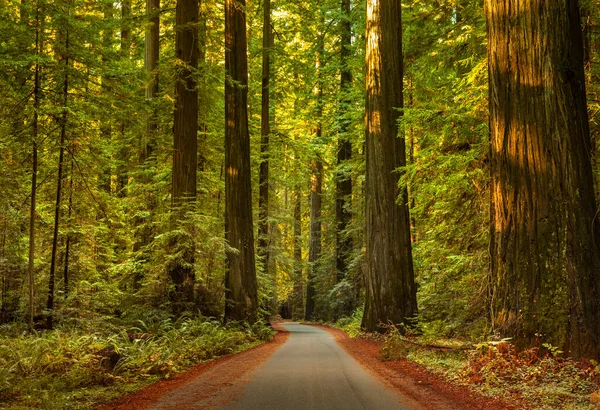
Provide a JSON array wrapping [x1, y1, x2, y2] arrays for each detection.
[[486, 0, 600, 359], [2, 0, 600, 362], [361, 0, 418, 332]]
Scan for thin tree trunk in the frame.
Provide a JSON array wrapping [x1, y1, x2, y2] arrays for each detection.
[[144, 0, 159, 163], [224, 0, 258, 323], [198, 4, 208, 172], [486, 0, 600, 359], [362, 0, 417, 332], [335, 0, 353, 312], [170, 0, 199, 308], [293, 189, 303, 319], [47, 15, 70, 330], [117, 0, 131, 197], [28, 1, 42, 333], [63, 148, 74, 298], [99, 2, 112, 194], [305, 160, 322, 320], [258, 0, 271, 273]]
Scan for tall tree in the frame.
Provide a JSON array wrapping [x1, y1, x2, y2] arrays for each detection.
[[362, 0, 417, 331], [292, 189, 303, 319], [144, 0, 159, 163], [224, 0, 258, 323], [486, 0, 600, 359], [258, 0, 271, 270], [305, 15, 325, 321], [27, 0, 42, 332], [335, 0, 353, 310], [170, 0, 198, 306]]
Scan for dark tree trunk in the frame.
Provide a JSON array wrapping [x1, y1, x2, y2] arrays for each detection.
[[99, 2, 112, 194], [144, 0, 159, 163], [116, 0, 131, 197], [486, 0, 600, 359], [362, 0, 417, 332], [258, 0, 271, 274], [224, 0, 258, 323], [293, 189, 303, 319], [47, 17, 70, 330], [305, 20, 325, 321], [305, 160, 322, 321], [63, 149, 74, 299], [335, 0, 353, 316], [169, 0, 198, 308], [28, 1, 42, 333]]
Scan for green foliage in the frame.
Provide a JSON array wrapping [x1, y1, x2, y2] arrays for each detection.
[[0, 315, 273, 409], [335, 306, 363, 338]]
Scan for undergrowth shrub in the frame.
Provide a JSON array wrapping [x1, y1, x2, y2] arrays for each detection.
[[0, 316, 274, 409], [335, 307, 363, 338], [460, 341, 600, 409]]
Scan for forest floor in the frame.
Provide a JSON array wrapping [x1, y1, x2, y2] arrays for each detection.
[[97, 322, 519, 410]]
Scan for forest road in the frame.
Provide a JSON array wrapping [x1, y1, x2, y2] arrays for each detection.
[[147, 322, 419, 410], [226, 322, 416, 410]]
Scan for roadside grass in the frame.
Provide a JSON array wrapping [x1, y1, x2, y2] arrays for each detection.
[[0, 315, 274, 410], [332, 315, 600, 410]]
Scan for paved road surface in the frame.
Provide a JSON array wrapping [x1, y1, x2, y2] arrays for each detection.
[[230, 322, 414, 409]]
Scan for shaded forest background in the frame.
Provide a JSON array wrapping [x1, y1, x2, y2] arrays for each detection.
[[1, 0, 600, 343]]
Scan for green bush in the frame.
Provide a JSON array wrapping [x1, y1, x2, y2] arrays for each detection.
[[0, 316, 274, 409]]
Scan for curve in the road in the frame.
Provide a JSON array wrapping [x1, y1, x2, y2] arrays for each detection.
[[229, 322, 416, 409]]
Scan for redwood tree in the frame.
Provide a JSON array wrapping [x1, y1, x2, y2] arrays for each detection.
[[486, 0, 600, 359], [224, 0, 258, 323], [170, 0, 198, 307], [335, 0, 353, 316], [258, 0, 271, 269], [362, 0, 417, 331]]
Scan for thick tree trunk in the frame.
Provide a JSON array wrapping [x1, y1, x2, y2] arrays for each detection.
[[170, 0, 198, 308], [224, 0, 258, 323], [47, 19, 70, 330], [362, 0, 417, 332], [335, 0, 353, 316], [258, 0, 271, 271], [486, 0, 600, 359]]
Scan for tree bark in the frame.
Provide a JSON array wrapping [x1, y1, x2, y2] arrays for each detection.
[[305, 18, 325, 321], [362, 0, 417, 332], [486, 0, 600, 359], [305, 160, 322, 320], [258, 0, 271, 274], [170, 0, 198, 308], [224, 0, 258, 323], [335, 0, 353, 315], [293, 189, 303, 319], [28, 0, 41, 333], [63, 149, 74, 299], [144, 0, 159, 163], [116, 0, 131, 197]]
